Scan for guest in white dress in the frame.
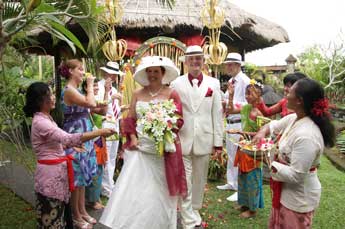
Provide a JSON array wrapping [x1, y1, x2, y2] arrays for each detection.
[[100, 56, 187, 229], [253, 78, 335, 228]]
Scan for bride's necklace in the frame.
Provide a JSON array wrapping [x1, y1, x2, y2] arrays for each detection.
[[148, 86, 163, 97]]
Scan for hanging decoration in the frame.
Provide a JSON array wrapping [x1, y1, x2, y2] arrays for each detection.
[[201, 0, 228, 75], [102, 0, 127, 61]]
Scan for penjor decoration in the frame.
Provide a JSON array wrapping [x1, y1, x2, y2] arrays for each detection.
[[201, 0, 228, 69], [102, 0, 127, 61]]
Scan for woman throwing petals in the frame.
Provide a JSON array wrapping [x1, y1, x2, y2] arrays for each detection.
[[252, 78, 335, 228], [24, 82, 115, 228]]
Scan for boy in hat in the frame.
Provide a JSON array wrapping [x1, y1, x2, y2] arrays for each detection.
[[171, 45, 223, 229]]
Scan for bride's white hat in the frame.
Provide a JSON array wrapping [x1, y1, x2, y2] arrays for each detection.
[[134, 56, 180, 86]]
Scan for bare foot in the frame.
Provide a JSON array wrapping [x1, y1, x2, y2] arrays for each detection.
[[239, 210, 256, 218], [234, 205, 249, 212]]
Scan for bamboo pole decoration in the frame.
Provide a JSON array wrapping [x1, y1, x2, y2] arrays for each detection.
[[102, 0, 127, 62], [201, 0, 228, 68]]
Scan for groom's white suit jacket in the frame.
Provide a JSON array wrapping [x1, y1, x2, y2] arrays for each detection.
[[171, 74, 223, 156]]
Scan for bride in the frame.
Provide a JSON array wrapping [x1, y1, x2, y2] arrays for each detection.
[[100, 56, 187, 229]]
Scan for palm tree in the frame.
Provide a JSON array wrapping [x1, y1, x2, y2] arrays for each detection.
[[0, 0, 101, 63]]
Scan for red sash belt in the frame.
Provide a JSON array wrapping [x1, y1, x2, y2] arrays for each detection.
[[38, 155, 75, 192], [270, 166, 317, 209]]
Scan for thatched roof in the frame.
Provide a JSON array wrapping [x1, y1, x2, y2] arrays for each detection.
[[106, 0, 289, 52]]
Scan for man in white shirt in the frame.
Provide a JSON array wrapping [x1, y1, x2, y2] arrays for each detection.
[[98, 61, 124, 197], [217, 53, 250, 202]]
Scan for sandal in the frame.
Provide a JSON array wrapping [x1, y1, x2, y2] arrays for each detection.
[[73, 218, 91, 229], [82, 215, 97, 224], [92, 202, 105, 210]]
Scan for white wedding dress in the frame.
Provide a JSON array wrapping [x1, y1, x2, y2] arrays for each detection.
[[100, 101, 178, 229]]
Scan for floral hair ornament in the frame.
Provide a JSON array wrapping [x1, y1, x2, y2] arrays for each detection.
[[58, 64, 70, 78], [249, 79, 264, 89], [311, 98, 330, 117]]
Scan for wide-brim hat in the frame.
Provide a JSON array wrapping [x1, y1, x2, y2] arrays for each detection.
[[223, 52, 243, 66], [100, 61, 124, 75], [179, 45, 208, 62], [133, 56, 180, 86]]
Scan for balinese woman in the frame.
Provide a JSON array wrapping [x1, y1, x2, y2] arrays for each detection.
[[253, 78, 335, 228], [24, 82, 115, 228]]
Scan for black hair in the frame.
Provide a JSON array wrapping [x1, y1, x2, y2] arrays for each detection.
[[23, 82, 51, 117], [283, 72, 307, 86], [81, 78, 100, 94], [246, 83, 263, 96], [145, 66, 166, 75], [294, 78, 335, 147]]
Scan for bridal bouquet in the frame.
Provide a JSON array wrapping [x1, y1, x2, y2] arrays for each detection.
[[136, 99, 179, 156]]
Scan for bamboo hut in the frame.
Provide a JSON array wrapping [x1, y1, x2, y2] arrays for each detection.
[[31, 0, 289, 58], [111, 0, 289, 54]]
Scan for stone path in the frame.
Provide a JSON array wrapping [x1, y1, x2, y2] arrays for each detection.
[[0, 161, 183, 229]]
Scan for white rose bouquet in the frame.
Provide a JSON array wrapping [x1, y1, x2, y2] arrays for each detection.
[[136, 99, 179, 156]]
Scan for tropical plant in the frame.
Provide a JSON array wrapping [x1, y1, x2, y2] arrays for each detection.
[[0, 0, 101, 62], [208, 148, 227, 181]]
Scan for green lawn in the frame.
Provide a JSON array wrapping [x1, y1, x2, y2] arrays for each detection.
[[0, 155, 344, 228], [200, 155, 345, 228], [0, 185, 36, 228]]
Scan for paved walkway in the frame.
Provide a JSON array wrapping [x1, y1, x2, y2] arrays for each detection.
[[0, 162, 183, 229]]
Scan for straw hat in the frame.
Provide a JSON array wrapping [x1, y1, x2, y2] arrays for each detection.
[[100, 61, 124, 75], [133, 56, 179, 86], [179, 45, 208, 62], [223, 52, 243, 65]]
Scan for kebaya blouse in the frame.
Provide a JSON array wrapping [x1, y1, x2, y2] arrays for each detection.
[[31, 112, 82, 202], [269, 114, 324, 213]]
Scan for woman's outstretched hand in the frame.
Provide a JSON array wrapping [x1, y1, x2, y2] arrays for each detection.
[[251, 131, 266, 145], [100, 128, 117, 137]]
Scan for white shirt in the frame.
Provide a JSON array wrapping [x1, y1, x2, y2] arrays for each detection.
[[224, 71, 250, 118], [97, 79, 120, 130], [269, 114, 324, 213]]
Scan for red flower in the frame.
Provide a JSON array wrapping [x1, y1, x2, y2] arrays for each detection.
[[312, 98, 330, 117], [205, 87, 213, 97]]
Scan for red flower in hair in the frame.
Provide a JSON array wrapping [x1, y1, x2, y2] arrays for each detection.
[[311, 98, 330, 117], [58, 65, 70, 78]]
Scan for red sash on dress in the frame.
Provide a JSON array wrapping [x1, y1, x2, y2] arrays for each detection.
[[270, 157, 317, 209], [38, 154, 75, 192]]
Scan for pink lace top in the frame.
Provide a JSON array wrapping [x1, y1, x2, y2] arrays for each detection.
[[31, 112, 82, 202]]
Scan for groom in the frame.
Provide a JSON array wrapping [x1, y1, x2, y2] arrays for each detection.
[[171, 45, 223, 229]]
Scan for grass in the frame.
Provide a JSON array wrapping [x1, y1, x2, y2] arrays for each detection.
[[200, 155, 345, 228], [0, 156, 344, 228], [0, 185, 36, 228]]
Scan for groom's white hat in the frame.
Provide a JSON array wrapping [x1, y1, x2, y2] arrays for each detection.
[[178, 45, 208, 62], [133, 56, 180, 86]]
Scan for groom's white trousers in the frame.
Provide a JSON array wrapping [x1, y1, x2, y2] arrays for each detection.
[[180, 154, 210, 229]]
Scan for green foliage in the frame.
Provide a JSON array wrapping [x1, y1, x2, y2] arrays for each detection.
[[297, 45, 328, 86], [336, 130, 345, 154], [208, 148, 228, 181], [0, 66, 30, 132]]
